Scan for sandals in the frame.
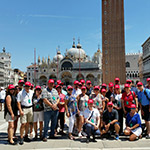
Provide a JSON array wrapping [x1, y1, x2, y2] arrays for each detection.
[[68, 135, 75, 140]]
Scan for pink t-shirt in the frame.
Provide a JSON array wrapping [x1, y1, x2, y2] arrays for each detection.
[[58, 93, 65, 112]]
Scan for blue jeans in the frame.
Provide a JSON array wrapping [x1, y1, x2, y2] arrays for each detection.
[[43, 110, 59, 138], [85, 123, 100, 138]]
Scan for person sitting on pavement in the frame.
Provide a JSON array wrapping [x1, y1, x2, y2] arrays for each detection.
[[137, 82, 150, 139], [124, 104, 142, 141], [83, 99, 100, 143], [101, 102, 120, 140]]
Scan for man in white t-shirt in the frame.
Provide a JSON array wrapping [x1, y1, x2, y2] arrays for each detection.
[[83, 99, 100, 143], [17, 81, 34, 145]]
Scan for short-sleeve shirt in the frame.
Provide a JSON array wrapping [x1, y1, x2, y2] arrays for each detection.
[[78, 94, 89, 112], [72, 88, 82, 98], [41, 88, 59, 111], [126, 113, 141, 128], [86, 87, 93, 96], [111, 93, 122, 108], [58, 93, 65, 112], [17, 89, 34, 107], [121, 91, 136, 108], [90, 93, 103, 111], [83, 108, 100, 125], [32, 96, 44, 112], [138, 88, 150, 106], [106, 90, 113, 101], [103, 109, 119, 124], [65, 94, 77, 116]]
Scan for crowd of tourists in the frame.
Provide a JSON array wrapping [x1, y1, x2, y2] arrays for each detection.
[[2, 77, 150, 145]]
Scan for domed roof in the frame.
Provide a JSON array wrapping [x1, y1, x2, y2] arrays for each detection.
[[67, 48, 86, 59], [53, 51, 64, 62], [67, 39, 86, 59]]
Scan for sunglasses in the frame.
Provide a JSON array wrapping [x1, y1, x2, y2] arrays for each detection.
[[108, 105, 113, 108], [131, 108, 136, 110], [68, 89, 73, 91], [137, 85, 142, 87]]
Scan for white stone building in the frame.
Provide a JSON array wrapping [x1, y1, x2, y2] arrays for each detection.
[[142, 37, 150, 84], [27, 40, 102, 86], [125, 53, 140, 83]]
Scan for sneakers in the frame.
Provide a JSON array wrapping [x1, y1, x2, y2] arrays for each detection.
[[86, 138, 90, 143], [78, 132, 82, 138], [24, 136, 31, 142], [115, 134, 119, 140], [146, 135, 150, 139], [19, 138, 24, 145], [43, 138, 47, 142]]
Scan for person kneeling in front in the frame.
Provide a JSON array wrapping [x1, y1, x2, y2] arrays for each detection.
[[83, 99, 100, 143], [101, 102, 120, 140], [124, 104, 142, 141]]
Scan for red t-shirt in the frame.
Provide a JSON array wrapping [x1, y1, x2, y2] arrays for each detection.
[[121, 91, 136, 108], [58, 93, 65, 112]]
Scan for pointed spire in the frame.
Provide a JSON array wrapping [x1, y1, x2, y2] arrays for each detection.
[[72, 37, 76, 48], [38, 56, 41, 64], [77, 37, 82, 49], [97, 44, 101, 52]]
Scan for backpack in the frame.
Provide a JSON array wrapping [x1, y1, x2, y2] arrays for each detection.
[[144, 89, 150, 101]]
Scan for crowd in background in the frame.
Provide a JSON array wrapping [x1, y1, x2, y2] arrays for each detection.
[[1, 77, 150, 145]]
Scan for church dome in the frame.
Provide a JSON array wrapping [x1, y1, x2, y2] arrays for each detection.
[[53, 51, 64, 62]]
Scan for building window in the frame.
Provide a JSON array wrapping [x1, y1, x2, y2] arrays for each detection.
[[104, 30, 107, 34], [104, 11, 107, 15], [126, 62, 130, 68], [104, 40, 108, 45], [28, 73, 30, 76], [105, 50, 108, 54], [104, 1, 107, 5], [104, 20, 107, 25]]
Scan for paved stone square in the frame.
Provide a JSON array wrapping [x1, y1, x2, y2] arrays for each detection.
[[0, 110, 150, 150]]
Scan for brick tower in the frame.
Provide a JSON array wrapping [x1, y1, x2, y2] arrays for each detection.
[[102, 0, 126, 84]]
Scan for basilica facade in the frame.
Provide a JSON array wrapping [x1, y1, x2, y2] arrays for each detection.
[[27, 40, 102, 86]]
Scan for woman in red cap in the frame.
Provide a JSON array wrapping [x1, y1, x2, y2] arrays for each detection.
[[32, 86, 44, 140], [76, 86, 89, 138], [121, 84, 138, 116], [4, 85, 18, 145], [124, 104, 142, 141]]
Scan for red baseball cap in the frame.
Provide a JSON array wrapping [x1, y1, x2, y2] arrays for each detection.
[[67, 85, 73, 90], [25, 81, 31, 87], [74, 80, 79, 85], [115, 78, 120, 81], [56, 85, 61, 89], [131, 104, 136, 109], [35, 85, 41, 89], [102, 83, 107, 87], [48, 79, 54, 84], [81, 86, 86, 90], [109, 82, 114, 87], [124, 83, 130, 88], [8, 84, 15, 90], [80, 79, 85, 84], [86, 80, 91, 84], [147, 78, 150, 82], [126, 79, 132, 83], [57, 80, 62, 85], [137, 82, 143, 86], [107, 102, 113, 106], [94, 86, 100, 90], [18, 79, 24, 84], [78, 82, 82, 86], [115, 84, 120, 89], [101, 88, 106, 93], [88, 99, 94, 104]]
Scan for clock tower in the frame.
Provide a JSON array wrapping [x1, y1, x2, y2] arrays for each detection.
[[102, 0, 126, 84]]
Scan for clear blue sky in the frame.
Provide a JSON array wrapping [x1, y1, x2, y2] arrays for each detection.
[[0, 0, 150, 72]]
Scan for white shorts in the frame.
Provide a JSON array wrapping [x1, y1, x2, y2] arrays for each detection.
[[131, 127, 142, 137], [5, 113, 16, 122], [33, 111, 44, 122]]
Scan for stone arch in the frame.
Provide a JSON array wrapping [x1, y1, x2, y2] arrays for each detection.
[[61, 71, 72, 85], [86, 74, 95, 84], [49, 74, 57, 82], [76, 74, 84, 81], [39, 75, 47, 86], [126, 62, 130, 68]]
